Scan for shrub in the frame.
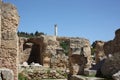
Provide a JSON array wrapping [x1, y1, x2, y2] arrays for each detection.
[[18, 73, 28, 80], [60, 41, 69, 56]]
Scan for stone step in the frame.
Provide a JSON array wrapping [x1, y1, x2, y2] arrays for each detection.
[[71, 75, 105, 80]]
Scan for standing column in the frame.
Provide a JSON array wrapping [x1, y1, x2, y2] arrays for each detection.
[[54, 24, 58, 36]]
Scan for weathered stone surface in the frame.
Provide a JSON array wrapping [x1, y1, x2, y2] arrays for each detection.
[[112, 71, 120, 80], [50, 50, 69, 69], [69, 38, 92, 75], [84, 69, 97, 76], [101, 53, 120, 77], [0, 2, 19, 80], [0, 1, 1, 46], [101, 29, 120, 77], [92, 41, 106, 63], [71, 75, 104, 80], [90, 59, 105, 77], [19, 37, 32, 64], [19, 35, 59, 67], [70, 75, 85, 80], [19, 36, 92, 77], [69, 54, 87, 75], [104, 29, 120, 56], [43, 35, 59, 67], [19, 66, 67, 79], [0, 68, 14, 80]]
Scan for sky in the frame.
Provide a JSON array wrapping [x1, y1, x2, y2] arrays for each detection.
[[3, 0, 120, 43]]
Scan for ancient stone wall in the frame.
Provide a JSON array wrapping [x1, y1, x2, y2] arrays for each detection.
[[19, 37, 32, 64], [0, 2, 19, 80], [19, 35, 59, 67], [92, 41, 105, 63], [0, 1, 1, 46], [101, 29, 120, 77], [19, 36, 92, 72], [69, 38, 91, 75]]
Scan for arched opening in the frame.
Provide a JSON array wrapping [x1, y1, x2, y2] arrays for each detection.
[[27, 44, 41, 65]]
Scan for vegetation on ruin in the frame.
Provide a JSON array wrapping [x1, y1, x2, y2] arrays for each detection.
[[17, 31, 45, 38], [56, 70, 68, 78], [60, 41, 69, 56], [18, 73, 28, 80], [91, 47, 96, 55]]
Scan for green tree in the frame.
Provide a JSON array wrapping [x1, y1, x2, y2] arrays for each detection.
[[60, 41, 69, 55]]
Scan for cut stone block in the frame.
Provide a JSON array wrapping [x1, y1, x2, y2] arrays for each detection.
[[71, 75, 104, 80], [84, 69, 97, 76], [0, 68, 14, 80]]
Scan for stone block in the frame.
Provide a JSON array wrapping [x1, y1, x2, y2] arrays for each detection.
[[84, 69, 97, 76], [0, 68, 14, 80], [112, 71, 120, 80], [71, 75, 104, 80], [71, 75, 86, 80]]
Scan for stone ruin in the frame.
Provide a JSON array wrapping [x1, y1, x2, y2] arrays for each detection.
[[0, 1, 19, 80], [19, 36, 92, 70], [19, 35, 59, 67], [90, 29, 120, 79], [1, 1, 120, 80], [92, 40, 106, 64], [3, 0, 120, 80], [69, 38, 91, 75], [0, 1, 92, 79], [19, 35, 92, 79], [101, 29, 120, 78]]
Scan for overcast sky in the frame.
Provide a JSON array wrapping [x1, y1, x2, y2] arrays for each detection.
[[3, 0, 120, 43]]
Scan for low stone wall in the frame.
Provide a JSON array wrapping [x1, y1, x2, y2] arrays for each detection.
[[19, 66, 68, 80]]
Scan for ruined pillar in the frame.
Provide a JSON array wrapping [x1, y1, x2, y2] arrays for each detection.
[[54, 24, 58, 36], [69, 38, 92, 75], [0, 2, 19, 80]]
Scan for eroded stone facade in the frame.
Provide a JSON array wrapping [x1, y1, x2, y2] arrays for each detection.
[[101, 29, 120, 77], [0, 1, 19, 80], [92, 41, 106, 63], [69, 38, 91, 75], [19, 36, 92, 73]]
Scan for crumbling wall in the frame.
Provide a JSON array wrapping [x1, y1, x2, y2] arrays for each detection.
[[19, 37, 31, 64], [101, 29, 120, 77], [19, 35, 57, 67], [69, 38, 91, 75], [0, 2, 19, 80], [92, 41, 106, 63], [0, 1, 1, 46]]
